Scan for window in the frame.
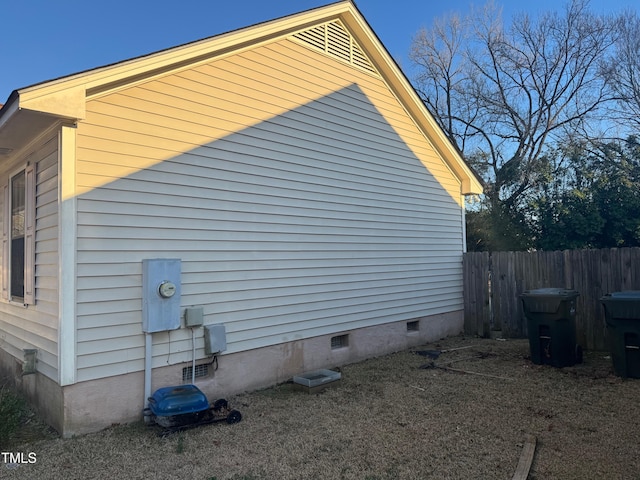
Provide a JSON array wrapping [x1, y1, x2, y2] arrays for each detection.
[[3, 165, 35, 304], [10, 171, 25, 299]]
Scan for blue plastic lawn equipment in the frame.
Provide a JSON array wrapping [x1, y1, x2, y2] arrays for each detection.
[[144, 384, 242, 436]]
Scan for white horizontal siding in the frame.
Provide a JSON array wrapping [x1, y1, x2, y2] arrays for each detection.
[[74, 38, 463, 382], [0, 134, 59, 380]]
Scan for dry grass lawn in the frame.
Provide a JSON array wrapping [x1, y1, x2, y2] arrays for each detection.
[[3, 335, 640, 479]]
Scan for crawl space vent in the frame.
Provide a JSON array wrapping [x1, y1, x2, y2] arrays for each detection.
[[331, 334, 349, 349], [182, 364, 209, 381], [292, 20, 378, 75]]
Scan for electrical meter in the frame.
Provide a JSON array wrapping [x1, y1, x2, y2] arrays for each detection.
[[158, 281, 177, 298]]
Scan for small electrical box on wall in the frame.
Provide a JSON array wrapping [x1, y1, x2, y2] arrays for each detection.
[[142, 259, 182, 333], [185, 306, 204, 327], [204, 324, 227, 354]]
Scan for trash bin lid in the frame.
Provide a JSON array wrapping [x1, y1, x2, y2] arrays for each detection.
[[601, 291, 640, 304], [608, 291, 640, 299], [521, 288, 579, 297]]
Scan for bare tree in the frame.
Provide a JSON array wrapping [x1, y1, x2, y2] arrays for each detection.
[[604, 11, 640, 133], [410, 12, 470, 148], [410, 0, 618, 214]]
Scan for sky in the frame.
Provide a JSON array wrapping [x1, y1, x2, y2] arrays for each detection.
[[0, 0, 637, 104]]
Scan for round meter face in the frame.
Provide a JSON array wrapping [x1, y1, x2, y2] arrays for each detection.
[[158, 281, 177, 298]]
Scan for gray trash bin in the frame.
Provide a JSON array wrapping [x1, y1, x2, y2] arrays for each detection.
[[520, 288, 581, 367], [601, 291, 640, 378]]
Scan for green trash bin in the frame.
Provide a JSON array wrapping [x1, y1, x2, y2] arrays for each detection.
[[520, 288, 581, 367], [601, 291, 640, 379]]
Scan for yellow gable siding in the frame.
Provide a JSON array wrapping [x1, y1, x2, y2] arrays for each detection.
[[79, 39, 461, 201], [74, 38, 463, 381]]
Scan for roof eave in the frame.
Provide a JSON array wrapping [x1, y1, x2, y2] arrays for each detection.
[[11, 1, 355, 120]]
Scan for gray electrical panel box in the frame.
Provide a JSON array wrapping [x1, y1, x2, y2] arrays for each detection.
[[204, 324, 227, 354], [185, 306, 204, 327], [142, 258, 182, 333]]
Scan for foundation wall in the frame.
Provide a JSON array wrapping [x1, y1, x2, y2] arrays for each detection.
[[56, 311, 461, 436], [0, 347, 64, 434]]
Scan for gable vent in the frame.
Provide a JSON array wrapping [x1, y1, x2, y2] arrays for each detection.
[[292, 20, 378, 75]]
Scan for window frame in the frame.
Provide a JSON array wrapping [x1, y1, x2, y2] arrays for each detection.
[[2, 163, 35, 305]]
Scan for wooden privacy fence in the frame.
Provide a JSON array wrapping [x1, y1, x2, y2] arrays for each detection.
[[463, 247, 640, 351]]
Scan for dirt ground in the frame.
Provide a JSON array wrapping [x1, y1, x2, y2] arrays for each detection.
[[3, 335, 640, 480]]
